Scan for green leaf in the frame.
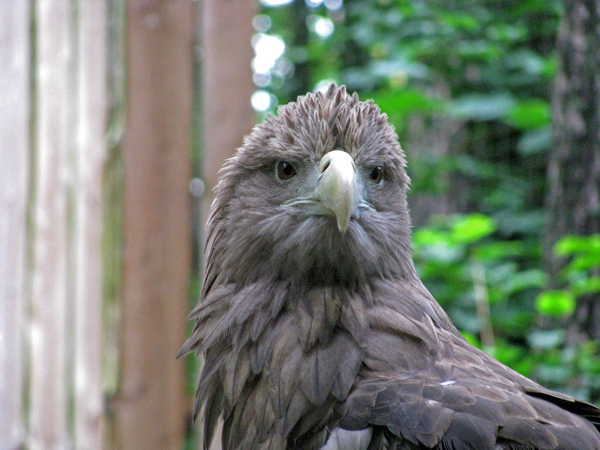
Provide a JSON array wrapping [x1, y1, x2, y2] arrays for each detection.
[[493, 340, 531, 376], [505, 100, 550, 130], [417, 243, 464, 264], [517, 127, 551, 156], [456, 40, 502, 60], [461, 331, 481, 349], [439, 12, 480, 31], [503, 269, 548, 295], [371, 88, 440, 115], [571, 276, 600, 297], [486, 24, 527, 43], [555, 234, 600, 257], [535, 290, 576, 317], [451, 214, 496, 244], [413, 228, 451, 246], [494, 210, 547, 236], [448, 94, 515, 121], [473, 241, 525, 261], [536, 364, 571, 384], [528, 329, 565, 350], [566, 254, 600, 273]]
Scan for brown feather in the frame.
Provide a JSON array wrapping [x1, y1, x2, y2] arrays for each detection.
[[179, 85, 600, 450]]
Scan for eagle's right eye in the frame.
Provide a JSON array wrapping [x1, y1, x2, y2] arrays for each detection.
[[276, 161, 297, 180], [369, 166, 384, 184]]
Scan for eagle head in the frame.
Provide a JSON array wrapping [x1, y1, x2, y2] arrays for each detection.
[[204, 84, 416, 289]]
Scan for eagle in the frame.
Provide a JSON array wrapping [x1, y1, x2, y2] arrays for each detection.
[[179, 85, 600, 450]]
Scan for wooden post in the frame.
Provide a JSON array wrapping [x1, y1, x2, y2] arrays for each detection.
[[0, 1, 30, 448], [114, 1, 193, 448], [73, 0, 107, 448], [200, 1, 256, 448], [201, 0, 256, 200], [30, 0, 72, 448]]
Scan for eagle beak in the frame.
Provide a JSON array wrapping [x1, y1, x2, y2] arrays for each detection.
[[316, 150, 360, 234]]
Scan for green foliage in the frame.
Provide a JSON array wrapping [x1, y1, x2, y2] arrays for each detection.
[[414, 213, 600, 401], [506, 99, 551, 130], [535, 290, 575, 317], [413, 213, 540, 335], [556, 234, 600, 275], [448, 94, 515, 122], [257, 0, 599, 403], [536, 234, 600, 314], [369, 88, 441, 134], [260, 0, 559, 241], [451, 214, 496, 243]]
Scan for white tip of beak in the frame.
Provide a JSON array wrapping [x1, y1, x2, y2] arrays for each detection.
[[316, 150, 360, 233]]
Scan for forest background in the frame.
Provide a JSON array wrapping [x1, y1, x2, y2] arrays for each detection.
[[0, 0, 598, 449]]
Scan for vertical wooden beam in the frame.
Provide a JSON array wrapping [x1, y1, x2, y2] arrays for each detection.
[[0, 0, 30, 448], [73, 0, 107, 448], [30, 0, 72, 448], [114, 1, 193, 448], [200, 2, 256, 448], [201, 0, 256, 199]]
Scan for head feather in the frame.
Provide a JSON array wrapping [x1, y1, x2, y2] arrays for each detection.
[[204, 85, 414, 291]]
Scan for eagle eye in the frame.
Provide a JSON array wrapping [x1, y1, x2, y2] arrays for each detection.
[[369, 166, 384, 184], [276, 161, 297, 180]]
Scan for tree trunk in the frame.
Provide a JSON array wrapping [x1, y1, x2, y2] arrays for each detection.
[[30, 0, 72, 448], [0, 1, 30, 448], [113, 1, 194, 448], [73, 0, 107, 448], [546, 0, 600, 341]]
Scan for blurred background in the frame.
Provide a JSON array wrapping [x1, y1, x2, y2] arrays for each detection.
[[1, 0, 599, 449]]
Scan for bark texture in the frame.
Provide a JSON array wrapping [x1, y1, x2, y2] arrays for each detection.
[[547, 0, 600, 341]]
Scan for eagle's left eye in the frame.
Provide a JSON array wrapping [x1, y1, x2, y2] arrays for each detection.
[[276, 161, 297, 180], [369, 166, 384, 184]]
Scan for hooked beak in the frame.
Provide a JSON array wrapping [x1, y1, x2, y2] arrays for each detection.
[[315, 150, 360, 233]]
